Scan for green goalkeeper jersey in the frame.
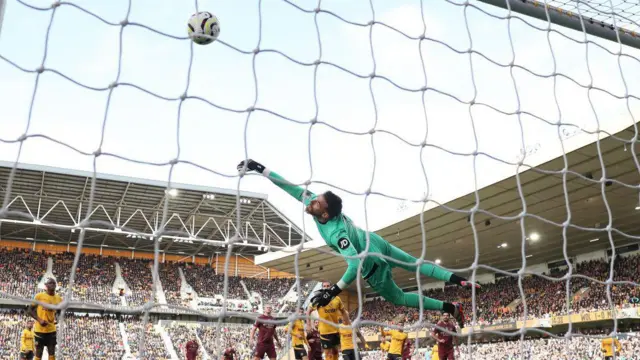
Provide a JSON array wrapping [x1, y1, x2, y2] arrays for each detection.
[[266, 170, 387, 286]]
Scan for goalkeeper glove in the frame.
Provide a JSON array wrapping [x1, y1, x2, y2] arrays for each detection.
[[310, 284, 342, 307], [237, 159, 266, 174]]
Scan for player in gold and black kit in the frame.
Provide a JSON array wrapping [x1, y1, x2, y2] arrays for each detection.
[[338, 317, 367, 360], [286, 308, 308, 360], [379, 322, 408, 360], [29, 278, 62, 360], [307, 281, 348, 360], [20, 321, 35, 360]]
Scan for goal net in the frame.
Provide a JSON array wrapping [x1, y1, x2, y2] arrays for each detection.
[[0, 0, 639, 359]]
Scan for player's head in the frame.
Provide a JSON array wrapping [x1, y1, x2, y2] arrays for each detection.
[[24, 320, 33, 329], [441, 312, 450, 322], [322, 281, 331, 290], [313, 320, 319, 329], [305, 191, 342, 222], [298, 307, 304, 315], [264, 304, 272, 315], [45, 278, 56, 293]]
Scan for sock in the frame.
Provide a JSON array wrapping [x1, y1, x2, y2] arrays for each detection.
[[35, 358, 41, 360], [442, 302, 456, 315], [448, 274, 466, 286], [50, 356, 55, 360]]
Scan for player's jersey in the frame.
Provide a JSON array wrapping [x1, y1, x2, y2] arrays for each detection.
[[601, 337, 621, 357], [431, 345, 439, 360], [310, 297, 344, 335], [306, 329, 323, 359], [254, 314, 277, 345], [380, 341, 390, 352], [20, 329, 35, 352], [287, 319, 306, 348], [401, 340, 412, 359], [381, 329, 407, 355], [338, 328, 355, 351], [267, 171, 387, 286], [32, 292, 62, 333], [223, 347, 236, 360], [434, 321, 456, 350]]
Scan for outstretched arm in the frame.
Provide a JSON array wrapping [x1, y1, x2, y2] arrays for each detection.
[[264, 169, 316, 204], [238, 159, 315, 204]]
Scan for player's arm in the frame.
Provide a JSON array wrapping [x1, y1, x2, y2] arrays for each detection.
[[237, 159, 315, 203], [250, 324, 258, 345], [27, 296, 46, 327], [305, 307, 315, 331], [356, 330, 367, 350], [310, 234, 360, 307], [274, 328, 282, 348]]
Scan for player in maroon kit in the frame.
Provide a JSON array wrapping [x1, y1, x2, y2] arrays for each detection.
[[250, 304, 282, 360], [222, 347, 237, 360], [401, 339, 412, 360], [185, 339, 199, 360], [431, 312, 457, 360], [305, 320, 323, 360]]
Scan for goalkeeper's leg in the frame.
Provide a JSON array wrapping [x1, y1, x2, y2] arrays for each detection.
[[378, 236, 467, 286], [368, 262, 465, 327]]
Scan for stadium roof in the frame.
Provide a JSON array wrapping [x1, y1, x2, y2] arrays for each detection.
[[257, 124, 640, 292], [0, 161, 309, 256]]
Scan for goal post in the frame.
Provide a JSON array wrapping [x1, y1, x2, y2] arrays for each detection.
[[0, 0, 6, 38], [477, 0, 640, 50]]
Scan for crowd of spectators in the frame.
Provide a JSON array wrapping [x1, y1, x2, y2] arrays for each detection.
[[57, 313, 125, 359], [360, 254, 640, 329], [0, 248, 47, 300], [0, 310, 125, 360], [159, 262, 185, 306], [123, 316, 172, 359], [0, 310, 27, 360], [53, 252, 122, 306], [120, 259, 155, 308]]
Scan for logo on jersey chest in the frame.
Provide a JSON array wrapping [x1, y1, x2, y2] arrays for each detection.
[[338, 238, 350, 250]]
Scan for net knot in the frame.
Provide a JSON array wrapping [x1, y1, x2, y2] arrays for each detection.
[[314, 7, 321, 14], [120, 19, 129, 27], [169, 158, 179, 165], [108, 82, 118, 89], [246, 106, 255, 112], [369, 72, 375, 79], [252, 47, 260, 54], [36, 66, 45, 74], [313, 59, 321, 66], [368, 128, 375, 135], [180, 92, 187, 101], [51, 1, 61, 9], [17, 133, 28, 142], [310, 117, 318, 125], [93, 148, 102, 157]]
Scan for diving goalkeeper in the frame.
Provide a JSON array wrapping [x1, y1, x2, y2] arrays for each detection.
[[237, 159, 479, 328]]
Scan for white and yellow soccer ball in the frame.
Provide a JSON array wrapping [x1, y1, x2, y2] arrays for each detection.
[[187, 11, 220, 45]]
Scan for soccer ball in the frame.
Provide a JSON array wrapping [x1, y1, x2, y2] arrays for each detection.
[[187, 11, 220, 45]]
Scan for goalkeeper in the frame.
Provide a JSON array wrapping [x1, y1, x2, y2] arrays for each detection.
[[237, 159, 479, 328]]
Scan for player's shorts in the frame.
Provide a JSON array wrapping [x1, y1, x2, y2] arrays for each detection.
[[387, 354, 402, 360], [19, 351, 34, 360], [254, 343, 277, 359], [437, 346, 455, 360], [320, 333, 340, 349], [34, 332, 56, 349], [342, 349, 356, 360], [293, 347, 308, 360]]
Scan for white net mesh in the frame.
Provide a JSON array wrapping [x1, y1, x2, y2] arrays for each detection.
[[0, 0, 640, 359]]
